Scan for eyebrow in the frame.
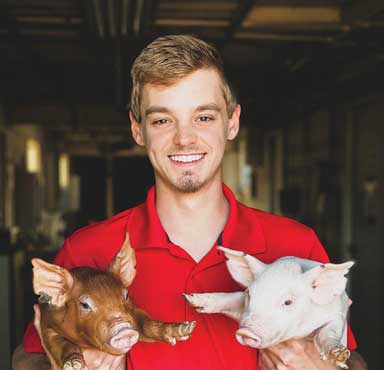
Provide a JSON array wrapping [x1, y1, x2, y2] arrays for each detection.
[[144, 106, 172, 117], [144, 103, 222, 117], [195, 103, 221, 112]]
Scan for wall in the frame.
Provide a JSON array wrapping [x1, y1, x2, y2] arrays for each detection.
[[6, 125, 45, 233], [258, 97, 384, 368], [223, 127, 284, 215], [348, 100, 384, 368], [0, 120, 61, 365], [0, 105, 6, 227]]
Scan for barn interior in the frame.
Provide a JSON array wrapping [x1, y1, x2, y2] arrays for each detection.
[[1, 0, 383, 368]]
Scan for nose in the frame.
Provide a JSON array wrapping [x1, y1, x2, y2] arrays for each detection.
[[173, 123, 197, 147], [236, 327, 262, 348], [110, 322, 139, 352]]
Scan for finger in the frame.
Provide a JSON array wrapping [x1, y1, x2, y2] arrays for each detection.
[[99, 353, 124, 368], [267, 341, 322, 370], [83, 349, 106, 368], [33, 305, 47, 353], [267, 344, 298, 368], [267, 341, 288, 354], [110, 354, 126, 370], [84, 350, 126, 370], [266, 340, 301, 361], [259, 349, 280, 370], [33, 305, 61, 370], [33, 304, 42, 337]]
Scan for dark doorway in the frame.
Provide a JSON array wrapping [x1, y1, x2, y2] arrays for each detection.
[[113, 156, 154, 213], [72, 157, 107, 225]]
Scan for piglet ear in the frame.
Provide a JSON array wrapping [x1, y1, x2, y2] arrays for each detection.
[[218, 246, 267, 287], [108, 232, 136, 287], [32, 259, 74, 307], [303, 261, 354, 305]]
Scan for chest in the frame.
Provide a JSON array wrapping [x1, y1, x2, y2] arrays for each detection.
[[166, 227, 222, 263], [177, 241, 213, 262], [127, 247, 241, 321]]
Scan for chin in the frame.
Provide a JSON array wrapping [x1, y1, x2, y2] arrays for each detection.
[[171, 174, 205, 193], [176, 184, 202, 193]]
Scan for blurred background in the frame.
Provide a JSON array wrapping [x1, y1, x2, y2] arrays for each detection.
[[0, 0, 383, 368]]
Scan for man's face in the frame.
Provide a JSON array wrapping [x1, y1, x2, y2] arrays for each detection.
[[130, 68, 240, 193]]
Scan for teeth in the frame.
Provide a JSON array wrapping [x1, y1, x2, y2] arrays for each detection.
[[169, 154, 204, 163]]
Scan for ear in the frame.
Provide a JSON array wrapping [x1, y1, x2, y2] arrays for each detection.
[[32, 259, 74, 307], [108, 232, 137, 287], [227, 104, 241, 140], [303, 261, 354, 305], [130, 111, 145, 146], [218, 246, 266, 287]]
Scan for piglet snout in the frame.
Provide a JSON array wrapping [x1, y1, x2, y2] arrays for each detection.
[[109, 323, 139, 353], [236, 327, 262, 348]]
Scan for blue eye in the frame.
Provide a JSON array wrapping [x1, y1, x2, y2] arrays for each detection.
[[198, 116, 213, 122], [153, 118, 169, 125]]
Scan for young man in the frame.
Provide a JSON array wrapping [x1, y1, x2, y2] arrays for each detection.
[[13, 35, 366, 370]]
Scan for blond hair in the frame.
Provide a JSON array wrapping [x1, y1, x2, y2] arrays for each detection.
[[130, 34, 237, 122]]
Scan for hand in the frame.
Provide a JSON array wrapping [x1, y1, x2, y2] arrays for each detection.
[[33, 305, 61, 370], [258, 338, 338, 370], [33, 305, 126, 370], [80, 349, 126, 370]]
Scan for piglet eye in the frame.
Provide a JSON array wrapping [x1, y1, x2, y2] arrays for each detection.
[[80, 302, 91, 310], [283, 299, 293, 306], [79, 295, 95, 313]]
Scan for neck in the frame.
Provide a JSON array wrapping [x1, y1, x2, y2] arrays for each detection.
[[155, 180, 229, 262]]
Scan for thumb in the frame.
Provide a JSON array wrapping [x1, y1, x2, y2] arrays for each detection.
[[33, 304, 42, 337], [258, 349, 275, 370], [33, 305, 62, 370]]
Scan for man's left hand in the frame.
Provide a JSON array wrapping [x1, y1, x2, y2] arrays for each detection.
[[258, 338, 338, 370]]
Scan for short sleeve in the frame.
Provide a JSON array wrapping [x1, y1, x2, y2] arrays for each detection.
[[307, 229, 330, 264]]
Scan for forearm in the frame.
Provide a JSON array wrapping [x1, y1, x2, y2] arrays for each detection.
[[12, 344, 51, 370], [347, 351, 368, 370]]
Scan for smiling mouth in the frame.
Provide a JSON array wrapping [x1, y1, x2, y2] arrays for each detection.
[[168, 153, 206, 164]]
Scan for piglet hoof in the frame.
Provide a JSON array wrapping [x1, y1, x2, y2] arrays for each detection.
[[163, 321, 196, 345], [167, 337, 177, 346], [183, 293, 211, 313], [178, 320, 196, 337], [329, 346, 350, 369], [63, 358, 88, 370]]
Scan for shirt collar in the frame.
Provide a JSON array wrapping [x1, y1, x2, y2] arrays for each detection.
[[129, 184, 266, 255], [128, 185, 169, 249], [221, 184, 266, 255]]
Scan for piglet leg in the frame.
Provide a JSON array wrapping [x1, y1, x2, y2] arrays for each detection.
[[314, 318, 350, 369], [42, 328, 87, 370], [134, 308, 196, 345], [184, 291, 245, 322]]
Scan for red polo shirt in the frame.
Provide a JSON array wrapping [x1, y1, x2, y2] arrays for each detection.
[[24, 184, 356, 369]]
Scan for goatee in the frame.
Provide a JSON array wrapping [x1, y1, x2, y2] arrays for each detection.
[[176, 172, 203, 193]]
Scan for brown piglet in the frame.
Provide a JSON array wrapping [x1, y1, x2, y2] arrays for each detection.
[[32, 233, 195, 370]]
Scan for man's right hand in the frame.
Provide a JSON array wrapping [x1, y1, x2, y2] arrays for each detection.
[[16, 304, 127, 370], [32, 304, 61, 370]]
